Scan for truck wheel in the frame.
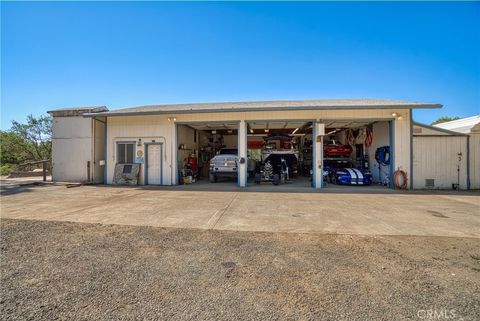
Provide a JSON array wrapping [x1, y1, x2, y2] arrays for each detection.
[[209, 173, 217, 183], [254, 173, 262, 184], [272, 174, 280, 185]]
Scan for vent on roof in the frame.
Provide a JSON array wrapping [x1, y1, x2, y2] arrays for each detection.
[[425, 179, 435, 188], [413, 127, 422, 134]]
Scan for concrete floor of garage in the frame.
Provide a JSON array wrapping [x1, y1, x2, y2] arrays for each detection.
[[1, 183, 479, 238], [173, 175, 395, 193]]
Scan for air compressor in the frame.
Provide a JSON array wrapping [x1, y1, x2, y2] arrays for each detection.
[[187, 153, 198, 176]]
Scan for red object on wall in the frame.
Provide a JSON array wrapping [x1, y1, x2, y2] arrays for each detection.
[[323, 144, 353, 157], [248, 141, 264, 149], [187, 155, 198, 173]]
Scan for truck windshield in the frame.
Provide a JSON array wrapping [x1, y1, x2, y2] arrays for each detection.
[[219, 149, 238, 155]]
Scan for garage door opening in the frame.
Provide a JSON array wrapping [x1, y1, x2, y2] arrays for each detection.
[[322, 120, 393, 190], [176, 122, 239, 187], [246, 120, 313, 189], [176, 119, 395, 191]]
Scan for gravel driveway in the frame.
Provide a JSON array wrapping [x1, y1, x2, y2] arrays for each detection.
[[1, 219, 479, 321]]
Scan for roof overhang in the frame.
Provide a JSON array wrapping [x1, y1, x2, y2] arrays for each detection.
[[48, 106, 108, 117], [82, 99, 442, 118]]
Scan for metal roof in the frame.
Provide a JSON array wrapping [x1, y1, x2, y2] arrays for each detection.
[[434, 115, 480, 134], [82, 99, 442, 117], [48, 106, 108, 117], [413, 121, 467, 136]]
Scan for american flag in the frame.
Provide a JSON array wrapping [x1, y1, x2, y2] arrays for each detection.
[[364, 127, 373, 147]]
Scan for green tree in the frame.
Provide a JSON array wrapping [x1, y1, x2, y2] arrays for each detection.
[[431, 116, 460, 125], [0, 131, 33, 164], [10, 114, 52, 161], [0, 115, 52, 175]]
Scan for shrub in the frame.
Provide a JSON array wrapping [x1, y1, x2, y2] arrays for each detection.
[[0, 163, 16, 176]]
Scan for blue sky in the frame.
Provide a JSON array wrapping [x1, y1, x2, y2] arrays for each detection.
[[1, 1, 479, 129]]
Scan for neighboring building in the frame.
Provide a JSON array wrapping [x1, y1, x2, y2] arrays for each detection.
[[47, 98, 477, 190], [434, 115, 480, 134]]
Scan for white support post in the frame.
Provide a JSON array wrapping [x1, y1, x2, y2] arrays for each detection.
[[238, 120, 248, 187], [314, 122, 324, 189], [171, 121, 178, 185]]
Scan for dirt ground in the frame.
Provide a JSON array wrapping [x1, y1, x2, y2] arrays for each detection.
[[1, 219, 479, 321]]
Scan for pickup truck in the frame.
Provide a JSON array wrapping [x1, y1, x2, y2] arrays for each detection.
[[209, 148, 239, 182]]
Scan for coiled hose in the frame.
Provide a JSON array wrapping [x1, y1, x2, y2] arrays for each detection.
[[375, 146, 390, 166], [394, 169, 408, 189]]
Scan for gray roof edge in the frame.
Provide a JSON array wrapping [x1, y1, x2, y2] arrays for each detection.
[[48, 106, 108, 117], [413, 121, 468, 136], [84, 103, 442, 118]]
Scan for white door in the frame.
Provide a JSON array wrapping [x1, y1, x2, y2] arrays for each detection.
[[413, 136, 467, 189], [147, 144, 162, 185]]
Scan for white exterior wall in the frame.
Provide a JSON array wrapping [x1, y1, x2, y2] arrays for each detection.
[[469, 132, 480, 189], [106, 115, 174, 185], [104, 108, 411, 187], [413, 136, 468, 189], [93, 119, 106, 183], [51, 116, 93, 182]]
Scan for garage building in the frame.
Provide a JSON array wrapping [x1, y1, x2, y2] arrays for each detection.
[[47, 99, 477, 190]]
